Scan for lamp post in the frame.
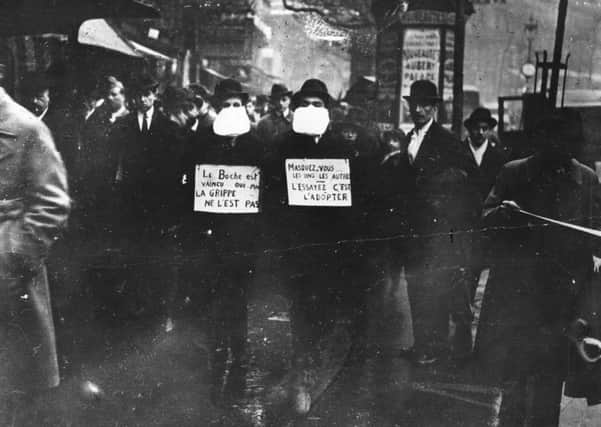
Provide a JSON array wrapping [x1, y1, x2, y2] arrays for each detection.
[[522, 15, 538, 91]]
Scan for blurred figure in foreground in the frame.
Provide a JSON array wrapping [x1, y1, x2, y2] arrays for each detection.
[[0, 83, 70, 425], [477, 110, 601, 426]]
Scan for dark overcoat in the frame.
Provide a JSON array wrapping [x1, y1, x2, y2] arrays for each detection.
[[265, 129, 374, 253], [0, 88, 70, 391], [477, 155, 601, 388], [109, 108, 184, 244], [396, 122, 478, 266], [179, 129, 266, 257]]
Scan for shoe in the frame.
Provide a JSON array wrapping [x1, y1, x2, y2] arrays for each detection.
[[164, 317, 174, 332], [398, 347, 415, 360], [414, 352, 438, 366]]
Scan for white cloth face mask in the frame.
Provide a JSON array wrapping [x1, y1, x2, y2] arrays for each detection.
[[292, 106, 330, 136], [213, 106, 251, 137]]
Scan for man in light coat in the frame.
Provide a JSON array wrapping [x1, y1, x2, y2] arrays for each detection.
[[0, 85, 70, 423]]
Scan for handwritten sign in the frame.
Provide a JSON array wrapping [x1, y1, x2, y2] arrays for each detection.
[[194, 165, 261, 213], [285, 159, 352, 207]]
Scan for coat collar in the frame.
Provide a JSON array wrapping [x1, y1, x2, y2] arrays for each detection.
[[526, 154, 583, 185]]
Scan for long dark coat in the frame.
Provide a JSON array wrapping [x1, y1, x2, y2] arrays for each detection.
[[461, 138, 509, 202], [0, 88, 70, 392], [477, 155, 601, 389], [109, 108, 184, 244], [179, 129, 266, 256], [265, 129, 375, 252], [396, 122, 478, 266]]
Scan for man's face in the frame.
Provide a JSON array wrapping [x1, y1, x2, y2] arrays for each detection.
[[277, 95, 291, 113], [107, 86, 125, 112], [31, 89, 50, 116], [299, 96, 325, 109], [409, 100, 436, 127], [341, 126, 358, 143], [386, 136, 402, 151], [170, 108, 188, 128], [136, 88, 157, 113], [221, 96, 244, 112], [468, 121, 490, 147]]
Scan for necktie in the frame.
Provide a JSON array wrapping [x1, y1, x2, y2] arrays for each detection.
[[407, 130, 419, 164], [142, 114, 149, 133]]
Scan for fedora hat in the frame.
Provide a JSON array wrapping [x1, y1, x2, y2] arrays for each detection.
[[292, 78, 333, 109], [403, 80, 442, 102], [130, 74, 159, 95], [464, 107, 498, 129], [270, 83, 292, 101], [213, 78, 248, 105]]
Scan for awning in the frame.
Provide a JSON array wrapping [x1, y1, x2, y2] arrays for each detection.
[[0, 0, 159, 36], [78, 19, 142, 57], [129, 41, 174, 61], [201, 66, 229, 80]]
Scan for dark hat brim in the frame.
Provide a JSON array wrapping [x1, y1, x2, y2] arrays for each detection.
[[292, 90, 333, 109], [270, 91, 293, 101], [212, 91, 249, 106], [402, 95, 442, 102], [464, 116, 498, 129]]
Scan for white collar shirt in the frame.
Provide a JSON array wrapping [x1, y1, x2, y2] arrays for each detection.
[[469, 138, 489, 167], [407, 118, 434, 163], [38, 107, 49, 121], [137, 106, 154, 131]]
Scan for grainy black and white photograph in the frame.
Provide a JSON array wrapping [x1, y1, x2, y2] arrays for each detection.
[[1, 0, 601, 426]]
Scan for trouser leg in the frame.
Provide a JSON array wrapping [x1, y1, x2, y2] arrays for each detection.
[[406, 265, 450, 356]]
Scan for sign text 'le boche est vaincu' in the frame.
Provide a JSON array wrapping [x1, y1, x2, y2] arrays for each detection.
[[194, 165, 261, 213]]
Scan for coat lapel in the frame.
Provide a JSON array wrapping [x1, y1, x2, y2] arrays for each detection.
[[413, 122, 439, 166]]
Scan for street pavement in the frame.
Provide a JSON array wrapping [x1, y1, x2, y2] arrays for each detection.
[[21, 259, 601, 426]]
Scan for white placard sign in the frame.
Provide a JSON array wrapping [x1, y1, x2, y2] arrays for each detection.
[[194, 164, 261, 213], [285, 159, 352, 207]]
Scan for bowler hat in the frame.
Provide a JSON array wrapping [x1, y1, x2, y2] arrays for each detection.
[[131, 74, 159, 94], [464, 107, 497, 129], [213, 78, 249, 104], [292, 78, 333, 109], [270, 83, 292, 101], [403, 80, 442, 102]]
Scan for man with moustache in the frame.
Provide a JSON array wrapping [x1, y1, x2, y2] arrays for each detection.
[[397, 80, 477, 365], [179, 78, 265, 401]]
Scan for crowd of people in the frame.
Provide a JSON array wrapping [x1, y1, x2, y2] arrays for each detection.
[[3, 70, 601, 426]]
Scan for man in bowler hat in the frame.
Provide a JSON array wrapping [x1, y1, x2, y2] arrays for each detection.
[[267, 78, 376, 411], [395, 80, 477, 365], [179, 78, 266, 401]]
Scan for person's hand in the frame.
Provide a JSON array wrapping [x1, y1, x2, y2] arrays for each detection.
[[496, 200, 520, 221], [500, 200, 521, 211], [593, 255, 601, 273]]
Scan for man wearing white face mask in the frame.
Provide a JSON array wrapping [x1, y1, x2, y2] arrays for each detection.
[[266, 79, 377, 411], [179, 78, 265, 402]]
